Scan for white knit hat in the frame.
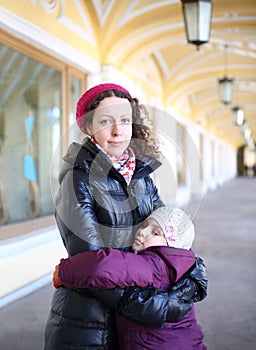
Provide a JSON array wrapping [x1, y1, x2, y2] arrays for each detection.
[[148, 207, 195, 249]]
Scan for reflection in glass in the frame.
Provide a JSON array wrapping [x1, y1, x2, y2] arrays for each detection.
[[0, 43, 61, 224]]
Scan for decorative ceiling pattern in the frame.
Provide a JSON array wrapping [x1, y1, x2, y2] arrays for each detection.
[[0, 0, 255, 148], [85, 0, 256, 149]]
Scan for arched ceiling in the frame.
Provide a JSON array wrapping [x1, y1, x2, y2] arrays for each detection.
[[85, 0, 256, 149]]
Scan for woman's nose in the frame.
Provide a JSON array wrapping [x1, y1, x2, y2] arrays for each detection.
[[111, 122, 122, 136]]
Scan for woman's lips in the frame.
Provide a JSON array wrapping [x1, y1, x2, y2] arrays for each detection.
[[108, 141, 123, 146]]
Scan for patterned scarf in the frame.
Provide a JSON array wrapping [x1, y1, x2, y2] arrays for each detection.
[[91, 138, 136, 185]]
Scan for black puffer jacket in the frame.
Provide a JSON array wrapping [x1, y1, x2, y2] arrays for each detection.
[[44, 138, 207, 349], [44, 138, 164, 349]]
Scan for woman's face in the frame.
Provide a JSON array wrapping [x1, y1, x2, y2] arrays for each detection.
[[88, 96, 133, 157]]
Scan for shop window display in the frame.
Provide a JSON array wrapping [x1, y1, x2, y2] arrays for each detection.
[[0, 43, 61, 224]]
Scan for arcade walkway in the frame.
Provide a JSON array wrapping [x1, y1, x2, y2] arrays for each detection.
[[0, 176, 255, 350]]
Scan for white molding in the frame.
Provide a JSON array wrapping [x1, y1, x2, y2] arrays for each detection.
[[57, 0, 95, 45], [117, 0, 178, 29], [92, 0, 116, 27], [0, 273, 52, 309], [0, 226, 59, 259], [0, 7, 100, 73]]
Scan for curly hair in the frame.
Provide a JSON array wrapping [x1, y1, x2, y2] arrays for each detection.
[[84, 89, 160, 159]]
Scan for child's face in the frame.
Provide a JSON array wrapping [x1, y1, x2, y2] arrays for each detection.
[[132, 218, 168, 252]]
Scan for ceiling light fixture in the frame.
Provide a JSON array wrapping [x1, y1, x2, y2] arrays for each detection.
[[232, 106, 244, 126], [218, 45, 234, 105], [181, 0, 213, 50]]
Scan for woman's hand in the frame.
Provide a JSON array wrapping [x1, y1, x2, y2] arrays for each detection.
[[170, 277, 197, 301], [172, 256, 208, 302], [166, 285, 194, 322], [165, 256, 208, 322], [187, 256, 208, 303]]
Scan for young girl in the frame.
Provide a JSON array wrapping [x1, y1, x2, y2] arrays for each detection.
[[53, 206, 207, 350]]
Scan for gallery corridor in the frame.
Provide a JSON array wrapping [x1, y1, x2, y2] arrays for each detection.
[[0, 176, 255, 350]]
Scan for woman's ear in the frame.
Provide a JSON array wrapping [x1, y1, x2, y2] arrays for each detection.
[[83, 110, 95, 135], [85, 122, 93, 135]]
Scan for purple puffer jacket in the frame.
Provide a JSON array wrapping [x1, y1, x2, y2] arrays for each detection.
[[58, 246, 207, 350]]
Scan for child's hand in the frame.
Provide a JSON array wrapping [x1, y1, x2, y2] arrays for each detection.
[[52, 263, 63, 288]]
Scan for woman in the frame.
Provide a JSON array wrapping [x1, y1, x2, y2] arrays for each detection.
[[44, 83, 207, 350]]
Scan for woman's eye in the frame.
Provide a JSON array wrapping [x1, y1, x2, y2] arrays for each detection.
[[100, 119, 111, 125], [121, 117, 131, 124]]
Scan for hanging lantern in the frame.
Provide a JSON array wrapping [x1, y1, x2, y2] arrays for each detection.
[[232, 106, 244, 126], [247, 138, 255, 150], [244, 128, 252, 141], [181, 0, 213, 50], [241, 122, 248, 135], [241, 123, 252, 144], [218, 77, 234, 105], [218, 44, 234, 105]]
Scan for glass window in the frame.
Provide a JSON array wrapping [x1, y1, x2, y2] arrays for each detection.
[[0, 43, 61, 224], [211, 140, 215, 177], [200, 134, 204, 181], [69, 76, 83, 144], [176, 123, 186, 185], [51, 74, 84, 202]]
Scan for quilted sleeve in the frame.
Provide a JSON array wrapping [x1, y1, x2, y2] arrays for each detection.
[[58, 248, 154, 289]]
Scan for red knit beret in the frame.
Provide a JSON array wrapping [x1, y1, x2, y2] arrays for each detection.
[[76, 83, 131, 131]]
